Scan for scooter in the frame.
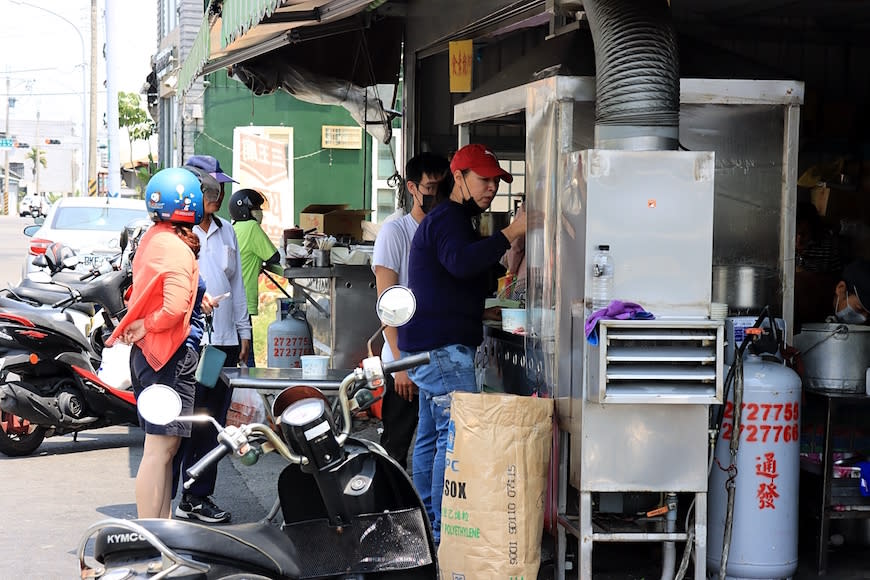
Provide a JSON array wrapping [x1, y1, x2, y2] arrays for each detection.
[[77, 286, 438, 579], [0, 243, 136, 457]]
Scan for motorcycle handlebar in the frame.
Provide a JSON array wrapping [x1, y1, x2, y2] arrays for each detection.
[[383, 352, 431, 374], [184, 440, 233, 488], [50, 296, 73, 308], [336, 351, 431, 447]]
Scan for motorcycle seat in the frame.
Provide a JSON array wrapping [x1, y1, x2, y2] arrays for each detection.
[[0, 296, 80, 325], [4, 281, 96, 316], [95, 519, 301, 578]]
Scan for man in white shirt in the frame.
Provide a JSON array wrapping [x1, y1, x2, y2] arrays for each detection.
[[173, 155, 252, 523], [371, 152, 449, 468]]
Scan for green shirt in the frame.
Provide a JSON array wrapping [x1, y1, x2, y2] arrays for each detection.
[[233, 220, 278, 315]]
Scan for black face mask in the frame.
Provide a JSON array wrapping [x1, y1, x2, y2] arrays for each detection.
[[420, 194, 438, 214], [462, 197, 484, 216], [459, 173, 484, 216]]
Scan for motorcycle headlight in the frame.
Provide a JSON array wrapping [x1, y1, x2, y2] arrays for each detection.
[[280, 398, 342, 470]]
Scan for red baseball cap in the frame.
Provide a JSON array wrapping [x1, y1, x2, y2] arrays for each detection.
[[450, 144, 513, 183]]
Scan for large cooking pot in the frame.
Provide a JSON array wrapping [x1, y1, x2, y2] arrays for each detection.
[[712, 264, 779, 312], [794, 323, 870, 393]]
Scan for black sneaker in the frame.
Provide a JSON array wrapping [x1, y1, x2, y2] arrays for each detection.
[[175, 494, 231, 523]]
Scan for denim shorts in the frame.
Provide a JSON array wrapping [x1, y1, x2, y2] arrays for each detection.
[[130, 344, 198, 437]]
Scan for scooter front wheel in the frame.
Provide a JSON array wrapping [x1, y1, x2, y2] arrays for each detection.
[[0, 411, 46, 456]]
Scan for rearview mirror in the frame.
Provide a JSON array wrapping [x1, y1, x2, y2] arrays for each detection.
[[137, 384, 182, 425], [23, 224, 40, 237], [119, 228, 129, 253], [376, 285, 416, 327]]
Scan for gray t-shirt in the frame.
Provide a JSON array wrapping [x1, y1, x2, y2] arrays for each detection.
[[371, 213, 418, 363]]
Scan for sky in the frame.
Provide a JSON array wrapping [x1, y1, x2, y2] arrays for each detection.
[[1, 0, 157, 131]]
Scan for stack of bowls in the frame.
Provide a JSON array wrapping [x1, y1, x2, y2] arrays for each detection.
[[710, 302, 729, 320]]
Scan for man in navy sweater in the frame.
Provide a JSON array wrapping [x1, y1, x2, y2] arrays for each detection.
[[398, 143, 526, 543]]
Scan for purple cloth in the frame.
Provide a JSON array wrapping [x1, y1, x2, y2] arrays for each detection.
[[859, 461, 870, 497], [585, 300, 655, 345]]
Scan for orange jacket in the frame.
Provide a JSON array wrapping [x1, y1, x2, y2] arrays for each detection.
[[108, 222, 199, 370]]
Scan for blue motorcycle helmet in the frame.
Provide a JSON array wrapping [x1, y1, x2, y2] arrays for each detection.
[[145, 167, 205, 225]]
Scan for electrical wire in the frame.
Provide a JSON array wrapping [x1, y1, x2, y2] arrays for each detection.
[[194, 129, 327, 160], [719, 348, 744, 580]]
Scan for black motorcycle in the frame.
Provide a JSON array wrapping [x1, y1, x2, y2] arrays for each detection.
[[0, 236, 137, 457], [77, 286, 438, 579]]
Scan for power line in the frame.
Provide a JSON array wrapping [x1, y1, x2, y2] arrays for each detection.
[[1, 67, 74, 74], [6, 91, 106, 97]]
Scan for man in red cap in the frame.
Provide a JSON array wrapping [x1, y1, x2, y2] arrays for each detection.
[[397, 143, 526, 544]]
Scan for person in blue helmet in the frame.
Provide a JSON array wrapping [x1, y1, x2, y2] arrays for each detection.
[[106, 167, 206, 519], [174, 155, 251, 524]]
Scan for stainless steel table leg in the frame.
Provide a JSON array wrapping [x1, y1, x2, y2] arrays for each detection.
[[580, 491, 592, 580], [817, 395, 835, 575], [694, 491, 707, 580], [556, 431, 569, 579]]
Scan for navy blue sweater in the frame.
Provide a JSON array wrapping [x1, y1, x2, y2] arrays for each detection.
[[398, 200, 510, 352]]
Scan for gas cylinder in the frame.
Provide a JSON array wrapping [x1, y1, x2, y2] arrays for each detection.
[[707, 354, 802, 579], [267, 299, 313, 368]]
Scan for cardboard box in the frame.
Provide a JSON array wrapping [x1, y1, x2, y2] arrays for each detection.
[[299, 204, 371, 240]]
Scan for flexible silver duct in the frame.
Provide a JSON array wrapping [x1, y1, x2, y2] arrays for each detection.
[[582, 0, 680, 150]]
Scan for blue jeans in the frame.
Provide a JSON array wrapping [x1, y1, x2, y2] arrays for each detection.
[[403, 344, 479, 543]]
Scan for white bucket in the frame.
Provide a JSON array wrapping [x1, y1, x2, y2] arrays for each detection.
[[501, 308, 526, 334], [301, 355, 330, 378]]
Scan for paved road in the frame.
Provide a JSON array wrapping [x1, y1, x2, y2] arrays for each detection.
[[0, 214, 34, 287], [0, 424, 285, 578]]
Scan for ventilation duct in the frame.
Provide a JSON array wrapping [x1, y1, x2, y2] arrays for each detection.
[[582, 0, 680, 150]]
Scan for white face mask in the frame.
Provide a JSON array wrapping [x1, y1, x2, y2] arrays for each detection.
[[250, 209, 263, 224], [836, 291, 868, 324]]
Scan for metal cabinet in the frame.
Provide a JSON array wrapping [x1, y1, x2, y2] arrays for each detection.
[[283, 264, 380, 371]]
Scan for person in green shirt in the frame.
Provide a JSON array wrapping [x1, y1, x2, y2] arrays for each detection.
[[229, 188, 280, 366]]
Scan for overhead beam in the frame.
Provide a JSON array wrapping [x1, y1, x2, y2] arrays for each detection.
[[261, 9, 321, 24]]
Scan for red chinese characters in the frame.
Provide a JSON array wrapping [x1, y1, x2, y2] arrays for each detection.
[[451, 53, 472, 77], [755, 452, 780, 509]]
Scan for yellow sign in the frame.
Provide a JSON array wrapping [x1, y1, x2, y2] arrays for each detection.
[[449, 40, 473, 93], [88, 179, 97, 196]]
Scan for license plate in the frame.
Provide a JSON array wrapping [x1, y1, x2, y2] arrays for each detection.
[[77, 254, 106, 270]]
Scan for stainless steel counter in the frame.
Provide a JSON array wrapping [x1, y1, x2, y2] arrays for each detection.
[[223, 366, 351, 395]]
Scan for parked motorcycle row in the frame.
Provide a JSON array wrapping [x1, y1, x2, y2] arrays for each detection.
[[0, 221, 149, 456]]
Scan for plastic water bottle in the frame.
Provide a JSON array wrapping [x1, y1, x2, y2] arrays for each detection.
[[591, 244, 613, 311]]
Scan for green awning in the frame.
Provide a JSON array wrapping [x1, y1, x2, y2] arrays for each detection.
[[177, 11, 211, 97], [177, 0, 284, 96], [176, 0, 384, 97], [221, 0, 284, 48]]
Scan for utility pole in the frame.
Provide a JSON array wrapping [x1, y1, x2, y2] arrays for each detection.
[[88, 0, 97, 195], [4, 77, 10, 215], [35, 111, 40, 199], [105, 0, 121, 196]]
